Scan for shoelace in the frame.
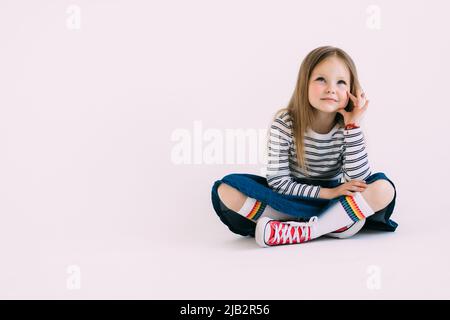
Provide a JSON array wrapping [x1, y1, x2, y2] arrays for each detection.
[[271, 216, 318, 245]]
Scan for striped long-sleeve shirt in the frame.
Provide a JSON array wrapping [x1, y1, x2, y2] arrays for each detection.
[[266, 111, 372, 198]]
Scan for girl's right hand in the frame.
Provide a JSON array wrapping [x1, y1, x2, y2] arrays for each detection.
[[330, 180, 369, 198]]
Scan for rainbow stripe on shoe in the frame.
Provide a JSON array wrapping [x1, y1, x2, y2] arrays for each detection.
[[339, 195, 366, 222], [246, 201, 267, 221]]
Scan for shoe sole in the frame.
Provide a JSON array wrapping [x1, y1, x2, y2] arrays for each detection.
[[326, 219, 366, 239]]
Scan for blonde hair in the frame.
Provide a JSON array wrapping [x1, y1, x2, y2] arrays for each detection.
[[267, 46, 362, 177]]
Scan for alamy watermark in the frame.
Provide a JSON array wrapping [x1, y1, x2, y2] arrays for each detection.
[[66, 5, 81, 30], [171, 120, 268, 170], [66, 264, 81, 290], [366, 5, 381, 30], [366, 264, 382, 290]]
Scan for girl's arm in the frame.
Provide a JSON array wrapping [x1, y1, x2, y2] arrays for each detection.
[[341, 126, 372, 182], [266, 117, 322, 198], [318, 187, 334, 199]]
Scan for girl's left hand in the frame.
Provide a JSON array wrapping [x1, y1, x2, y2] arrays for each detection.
[[337, 90, 370, 126]]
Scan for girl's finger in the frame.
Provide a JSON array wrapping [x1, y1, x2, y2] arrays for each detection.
[[355, 89, 365, 103], [347, 91, 357, 101], [362, 99, 370, 110]]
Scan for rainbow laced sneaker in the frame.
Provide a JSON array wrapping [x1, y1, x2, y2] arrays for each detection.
[[255, 216, 319, 248]]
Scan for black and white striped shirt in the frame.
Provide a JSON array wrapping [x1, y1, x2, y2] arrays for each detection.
[[266, 111, 372, 198]]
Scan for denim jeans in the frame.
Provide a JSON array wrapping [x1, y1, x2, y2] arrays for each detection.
[[211, 172, 398, 237]]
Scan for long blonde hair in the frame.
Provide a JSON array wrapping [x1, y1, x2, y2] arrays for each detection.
[[267, 46, 362, 177]]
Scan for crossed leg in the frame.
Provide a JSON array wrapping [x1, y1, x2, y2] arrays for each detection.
[[217, 179, 395, 215]]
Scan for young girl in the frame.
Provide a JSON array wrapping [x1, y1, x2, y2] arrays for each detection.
[[211, 46, 398, 248]]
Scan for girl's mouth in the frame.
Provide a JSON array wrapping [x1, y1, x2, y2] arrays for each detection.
[[321, 98, 337, 102]]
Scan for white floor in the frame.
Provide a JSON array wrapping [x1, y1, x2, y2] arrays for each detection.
[[1, 152, 448, 300], [2, 192, 449, 299]]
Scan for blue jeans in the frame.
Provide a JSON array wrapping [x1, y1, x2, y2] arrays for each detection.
[[211, 172, 398, 237]]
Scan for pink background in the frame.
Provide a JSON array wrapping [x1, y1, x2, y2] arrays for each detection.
[[0, 0, 449, 299]]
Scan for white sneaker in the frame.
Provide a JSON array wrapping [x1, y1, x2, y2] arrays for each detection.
[[325, 219, 366, 239], [255, 216, 319, 248]]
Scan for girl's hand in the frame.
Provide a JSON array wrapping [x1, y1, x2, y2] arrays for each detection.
[[329, 180, 369, 198], [337, 89, 370, 126]]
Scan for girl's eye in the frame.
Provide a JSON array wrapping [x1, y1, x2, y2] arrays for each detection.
[[316, 77, 347, 85]]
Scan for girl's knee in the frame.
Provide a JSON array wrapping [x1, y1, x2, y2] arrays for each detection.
[[217, 183, 247, 212], [368, 180, 395, 205]]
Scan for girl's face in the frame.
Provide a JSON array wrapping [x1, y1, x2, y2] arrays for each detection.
[[308, 56, 351, 114]]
